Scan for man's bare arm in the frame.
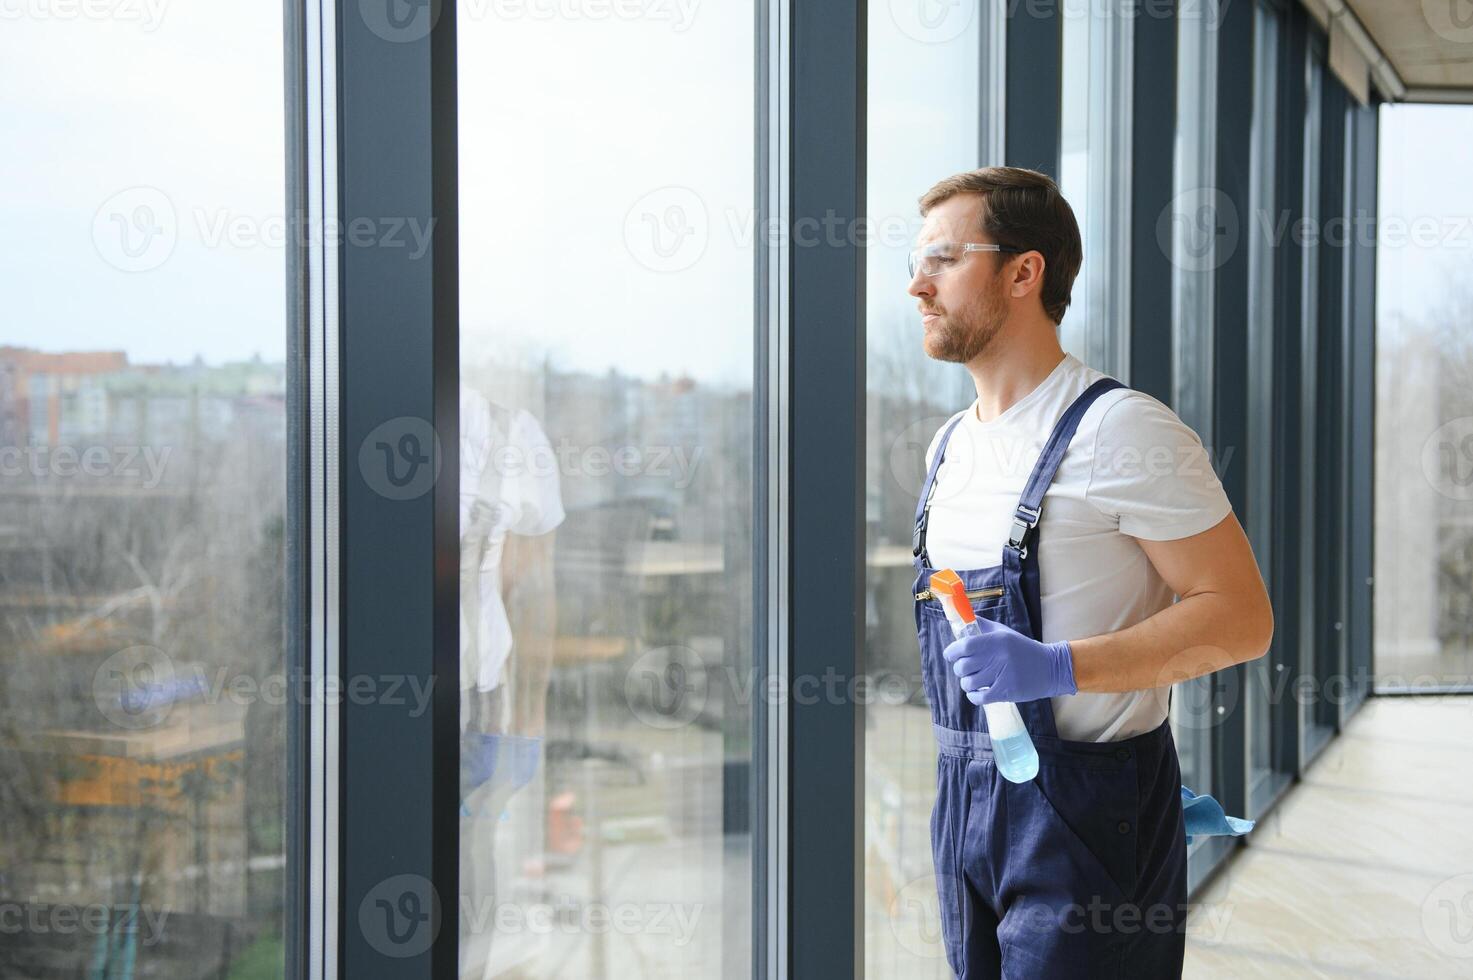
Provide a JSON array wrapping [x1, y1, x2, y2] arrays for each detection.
[[1068, 512, 1274, 694]]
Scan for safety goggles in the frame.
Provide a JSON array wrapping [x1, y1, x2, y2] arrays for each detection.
[[907, 240, 1026, 278]]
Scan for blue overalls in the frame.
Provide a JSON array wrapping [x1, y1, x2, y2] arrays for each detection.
[[912, 378, 1189, 978]]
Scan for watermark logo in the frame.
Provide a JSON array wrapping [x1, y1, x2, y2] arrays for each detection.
[[622, 645, 708, 730], [621, 658, 920, 731], [93, 186, 177, 273], [358, 416, 443, 500], [1421, 416, 1473, 501], [91, 650, 438, 731], [624, 186, 709, 273], [1422, 873, 1473, 959], [0, 0, 169, 31], [1422, 0, 1473, 44], [888, 871, 960, 960], [888, 414, 977, 504], [92, 645, 180, 730], [1155, 646, 1240, 731], [458, 0, 699, 29], [0, 901, 171, 946], [1158, 186, 1238, 273], [0, 443, 172, 486], [359, 0, 442, 42], [461, 894, 702, 944], [889, 0, 974, 44], [360, 873, 441, 958]]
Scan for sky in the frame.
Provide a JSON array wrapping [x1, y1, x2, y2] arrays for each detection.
[[0, 3, 287, 367], [1, 3, 1468, 381], [1375, 103, 1473, 337]]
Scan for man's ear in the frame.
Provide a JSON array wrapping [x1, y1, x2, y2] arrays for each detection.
[[1009, 252, 1046, 302]]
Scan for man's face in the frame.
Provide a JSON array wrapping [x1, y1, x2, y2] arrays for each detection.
[[907, 193, 1011, 364]]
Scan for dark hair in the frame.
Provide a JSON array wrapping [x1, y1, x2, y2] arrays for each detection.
[[918, 166, 1083, 325]]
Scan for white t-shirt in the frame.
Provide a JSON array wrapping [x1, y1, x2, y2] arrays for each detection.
[[460, 387, 566, 695], [922, 353, 1232, 742]]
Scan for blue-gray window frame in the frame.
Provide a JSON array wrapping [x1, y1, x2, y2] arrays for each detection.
[[331, 0, 462, 975]]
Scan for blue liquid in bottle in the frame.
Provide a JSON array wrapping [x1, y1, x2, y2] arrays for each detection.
[[953, 619, 1040, 784]]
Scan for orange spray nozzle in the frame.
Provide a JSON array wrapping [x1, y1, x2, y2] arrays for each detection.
[[929, 568, 976, 624]]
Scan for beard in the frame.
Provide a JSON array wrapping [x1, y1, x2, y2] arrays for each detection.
[[922, 277, 1008, 364]]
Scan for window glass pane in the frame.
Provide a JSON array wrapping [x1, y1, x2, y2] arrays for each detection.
[[1374, 104, 1473, 691], [0, 5, 290, 976], [1059, 0, 1131, 375], [1246, 0, 1279, 808], [1170, 0, 1219, 811], [1059, 0, 1093, 362], [863, 7, 979, 975], [1298, 53, 1326, 749], [455, 6, 754, 976]]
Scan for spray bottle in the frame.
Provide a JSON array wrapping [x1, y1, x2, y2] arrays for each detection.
[[931, 568, 1040, 783]]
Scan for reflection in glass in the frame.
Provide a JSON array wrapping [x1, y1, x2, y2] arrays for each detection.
[[1246, 0, 1280, 813], [1171, 0, 1220, 820], [862, 9, 979, 976], [456, 5, 755, 976], [1059, 0, 1091, 362], [1058, 0, 1132, 376], [1298, 53, 1329, 756], [0, 4, 289, 976]]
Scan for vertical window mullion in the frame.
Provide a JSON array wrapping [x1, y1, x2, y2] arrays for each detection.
[[337, 2, 460, 975], [787, 0, 864, 975]]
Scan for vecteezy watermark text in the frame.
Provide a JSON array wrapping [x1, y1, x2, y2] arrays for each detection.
[[0, 444, 171, 487]]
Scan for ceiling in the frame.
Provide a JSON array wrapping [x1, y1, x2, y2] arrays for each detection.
[[1346, 0, 1473, 101]]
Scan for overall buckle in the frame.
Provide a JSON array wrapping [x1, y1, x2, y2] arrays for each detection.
[[1007, 503, 1041, 558], [912, 511, 929, 558]]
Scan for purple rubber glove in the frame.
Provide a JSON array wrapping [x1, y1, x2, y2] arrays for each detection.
[[941, 617, 1077, 705]]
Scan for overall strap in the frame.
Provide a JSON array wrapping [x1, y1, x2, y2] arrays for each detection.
[[912, 413, 968, 568], [1006, 377, 1126, 559]]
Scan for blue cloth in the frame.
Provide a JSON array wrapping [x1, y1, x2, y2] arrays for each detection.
[[460, 732, 542, 817], [1181, 785, 1254, 845], [913, 378, 1191, 978]]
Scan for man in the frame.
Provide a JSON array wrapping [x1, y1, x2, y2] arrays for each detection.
[[906, 166, 1272, 978], [459, 385, 565, 977]]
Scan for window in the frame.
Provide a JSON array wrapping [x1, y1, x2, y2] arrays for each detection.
[[455, 4, 756, 975], [1169, 0, 1221, 822], [0, 4, 291, 975], [1374, 104, 1473, 692], [1245, 0, 1283, 815], [863, 5, 983, 972], [1059, 0, 1133, 376], [1298, 48, 1333, 759]]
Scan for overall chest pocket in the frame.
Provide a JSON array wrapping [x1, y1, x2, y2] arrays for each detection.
[[917, 584, 1006, 613]]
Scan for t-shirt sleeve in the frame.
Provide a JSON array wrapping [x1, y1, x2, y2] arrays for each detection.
[[460, 388, 493, 534], [1084, 393, 1233, 541]]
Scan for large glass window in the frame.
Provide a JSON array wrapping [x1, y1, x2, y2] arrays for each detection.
[[1059, 0, 1133, 376], [1298, 50, 1332, 758], [455, 5, 755, 976], [1169, 0, 1220, 825], [1245, 0, 1283, 815], [862, 6, 982, 975], [1374, 104, 1473, 692], [0, 4, 290, 976]]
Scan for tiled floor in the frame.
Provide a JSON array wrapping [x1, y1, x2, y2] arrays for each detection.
[[1184, 695, 1473, 978]]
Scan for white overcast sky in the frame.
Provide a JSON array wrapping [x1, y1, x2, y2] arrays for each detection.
[[0, 3, 1467, 378], [1376, 102, 1473, 336]]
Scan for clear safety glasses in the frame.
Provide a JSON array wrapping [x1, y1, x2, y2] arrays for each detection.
[[907, 241, 1026, 278]]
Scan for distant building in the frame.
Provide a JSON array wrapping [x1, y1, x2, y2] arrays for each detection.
[[0, 346, 129, 448]]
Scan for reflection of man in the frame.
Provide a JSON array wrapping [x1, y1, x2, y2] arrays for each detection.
[[906, 167, 1273, 978], [458, 384, 564, 973]]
